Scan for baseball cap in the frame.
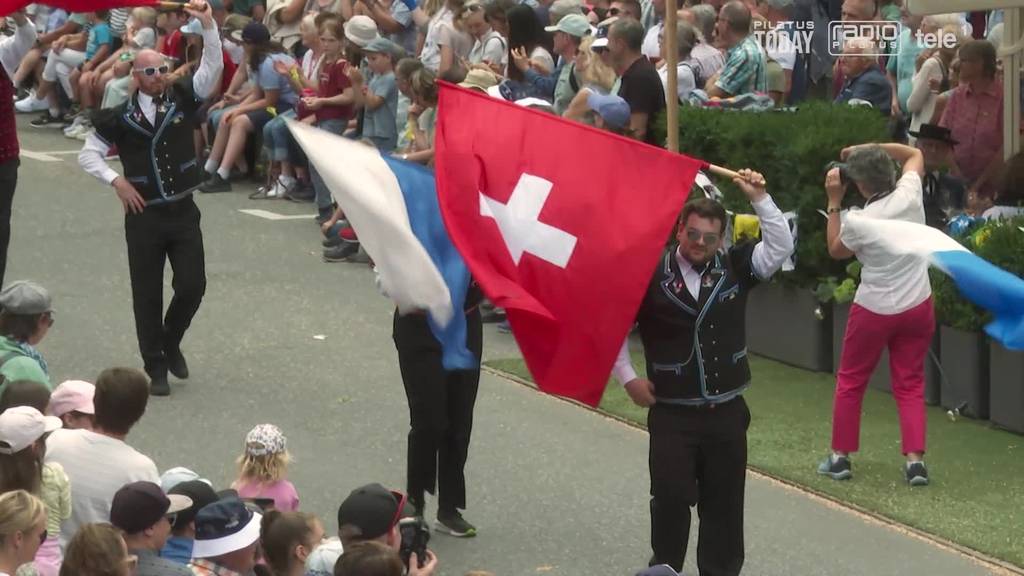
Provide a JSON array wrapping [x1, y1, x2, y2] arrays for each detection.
[[587, 91, 630, 129], [169, 480, 221, 530], [591, 17, 617, 49], [47, 380, 95, 418], [222, 13, 251, 36], [0, 406, 62, 454], [180, 18, 204, 35], [363, 37, 404, 59], [344, 15, 380, 49], [110, 481, 193, 534], [160, 466, 213, 493], [459, 69, 499, 92], [337, 483, 414, 541], [245, 424, 287, 457], [545, 13, 592, 38], [240, 21, 270, 44], [0, 281, 52, 315], [193, 497, 263, 558]]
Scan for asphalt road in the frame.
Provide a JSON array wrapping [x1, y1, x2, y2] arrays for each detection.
[[11, 116, 1005, 576]]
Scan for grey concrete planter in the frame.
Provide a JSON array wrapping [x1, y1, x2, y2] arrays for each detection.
[[939, 326, 990, 420], [746, 283, 833, 372], [989, 340, 1024, 434]]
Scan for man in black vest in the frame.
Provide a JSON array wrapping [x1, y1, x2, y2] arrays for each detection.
[[613, 169, 794, 575], [78, 2, 222, 397]]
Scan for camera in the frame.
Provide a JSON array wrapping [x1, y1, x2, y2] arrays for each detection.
[[826, 161, 850, 185], [398, 517, 431, 568]]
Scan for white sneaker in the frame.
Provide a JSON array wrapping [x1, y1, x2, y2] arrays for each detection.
[[64, 124, 90, 139], [15, 94, 49, 113], [74, 127, 93, 141], [266, 180, 286, 198]]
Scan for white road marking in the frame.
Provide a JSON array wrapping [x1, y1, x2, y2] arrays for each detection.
[[46, 150, 84, 155], [238, 209, 315, 221], [19, 149, 62, 162]]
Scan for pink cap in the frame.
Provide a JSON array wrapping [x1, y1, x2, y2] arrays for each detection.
[[47, 380, 96, 417]]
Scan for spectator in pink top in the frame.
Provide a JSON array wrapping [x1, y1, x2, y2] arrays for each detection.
[[939, 40, 1003, 207], [232, 424, 300, 512]]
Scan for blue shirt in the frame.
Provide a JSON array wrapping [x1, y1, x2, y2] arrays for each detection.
[[834, 65, 892, 116], [252, 53, 300, 110], [363, 71, 398, 152], [85, 22, 112, 60], [160, 536, 192, 566]]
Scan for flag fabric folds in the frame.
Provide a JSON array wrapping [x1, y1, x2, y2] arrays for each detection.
[[843, 212, 1024, 350], [435, 83, 704, 406], [286, 119, 476, 370]]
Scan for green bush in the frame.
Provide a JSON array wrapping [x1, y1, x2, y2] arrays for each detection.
[[661, 101, 891, 289]]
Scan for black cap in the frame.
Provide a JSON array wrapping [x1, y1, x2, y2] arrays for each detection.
[[240, 21, 270, 44], [168, 480, 220, 530], [337, 483, 413, 540], [908, 123, 958, 145], [110, 481, 193, 534]]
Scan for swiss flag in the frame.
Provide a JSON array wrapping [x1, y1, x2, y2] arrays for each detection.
[[435, 84, 703, 406]]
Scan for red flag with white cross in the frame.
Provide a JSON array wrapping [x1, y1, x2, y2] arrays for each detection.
[[435, 84, 702, 406]]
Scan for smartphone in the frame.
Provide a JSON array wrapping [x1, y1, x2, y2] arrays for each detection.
[[398, 517, 430, 568]]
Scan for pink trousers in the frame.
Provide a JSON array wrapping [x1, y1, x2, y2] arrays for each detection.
[[831, 297, 935, 455]]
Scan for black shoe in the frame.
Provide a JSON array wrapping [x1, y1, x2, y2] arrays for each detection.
[[166, 346, 189, 380], [30, 112, 65, 128], [322, 235, 343, 248], [436, 509, 476, 538], [905, 461, 929, 486], [149, 373, 171, 396], [285, 183, 315, 203], [199, 173, 232, 193], [323, 242, 359, 262], [817, 453, 853, 480]]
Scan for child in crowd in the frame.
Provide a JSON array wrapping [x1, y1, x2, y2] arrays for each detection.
[[64, 11, 114, 114], [46, 380, 95, 430], [0, 407, 71, 576], [232, 424, 300, 511], [0, 381, 50, 414], [361, 38, 401, 152], [257, 510, 325, 576]]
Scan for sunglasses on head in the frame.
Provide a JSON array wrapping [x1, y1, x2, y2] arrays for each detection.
[[137, 64, 170, 76], [685, 228, 720, 245]]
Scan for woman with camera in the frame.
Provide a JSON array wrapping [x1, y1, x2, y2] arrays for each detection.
[[818, 142, 935, 487]]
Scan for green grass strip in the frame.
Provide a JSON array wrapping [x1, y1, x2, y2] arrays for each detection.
[[484, 354, 1024, 567]]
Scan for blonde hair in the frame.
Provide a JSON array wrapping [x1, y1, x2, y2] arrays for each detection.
[[60, 524, 127, 576], [0, 490, 45, 542], [578, 36, 617, 92], [237, 451, 292, 484], [131, 7, 157, 27]]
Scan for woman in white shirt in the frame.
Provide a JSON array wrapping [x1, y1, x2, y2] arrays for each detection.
[[907, 19, 962, 143], [436, 0, 473, 78], [0, 491, 48, 576], [419, 0, 455, 71], [820, 143, 935, 488], [465, 2, 507, 73], [657, 20, 698, 104]]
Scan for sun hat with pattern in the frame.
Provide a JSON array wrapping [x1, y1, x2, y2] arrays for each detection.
[[244, 424, 287, 457]]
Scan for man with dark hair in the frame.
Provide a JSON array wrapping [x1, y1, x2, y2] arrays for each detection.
[[110, 481, 194, 576], [705, 1, 767, 98], [609, 18, 664, 144], [162, 480, 220, 565], [613, 170, 794, 573], [336, 483, 438, 574], [46, 366, 159, 548], [609, 0, 641, 20]]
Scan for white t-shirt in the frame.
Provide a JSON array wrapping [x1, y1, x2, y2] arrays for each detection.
[[642, 22, 661, 60], [46, 429, 159, 549], [840, 172, 932, 315], [468, 29, 506, 67], [420, 6, 453, 72], [765, 30, 795, 71], [658, 62, 696, 103]]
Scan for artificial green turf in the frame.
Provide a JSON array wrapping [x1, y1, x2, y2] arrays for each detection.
[[485, 354, 1024, 567]]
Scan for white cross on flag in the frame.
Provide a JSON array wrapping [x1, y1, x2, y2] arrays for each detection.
[[436, 85, 703, 406]]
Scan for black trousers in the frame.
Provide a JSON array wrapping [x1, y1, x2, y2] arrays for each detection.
[[648, 396, 750, 575], [124, 197, 206, 378], [393, 308, 483, 511], [0, 158, 18, 289]]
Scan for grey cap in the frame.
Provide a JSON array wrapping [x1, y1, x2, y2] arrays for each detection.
[[363, 37, 405, 59], [0, 281, 52, 315]]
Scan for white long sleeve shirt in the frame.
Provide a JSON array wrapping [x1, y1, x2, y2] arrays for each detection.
[[78, 23, 223, 186], [1, 18, 36, 77], [612, 193, 794, 386]]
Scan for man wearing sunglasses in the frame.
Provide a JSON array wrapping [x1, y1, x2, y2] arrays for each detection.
[[110, 481, 194, 576], [77, 1, 222, 397], [612, 169, 794, 574]]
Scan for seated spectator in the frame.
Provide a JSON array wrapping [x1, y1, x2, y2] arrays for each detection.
[[513, 13, 588, 114], [564, 90, 630, 134], [608, 18, 663, 144], [110, 481, 194, 576], [910, 123, 966, 227], [162, 480, 221, 566], [400, 67, 439, 164], [0, 280, 54, 392], [0, 491, 48, 576], [833, 37, 892, 116], [336, 483, 412, 550], [160, 467, 211, 493], [231, 424, 299, 512], [680, 5, 724, 87], [657, 20, 698, 104], [501, 4, 555, 93], [465, 2, 507, 74], [202, 22, 298, 193], [939, 39, 1003, 203], [47, 379, 96, 430], [46, 367, 159, 547], [705, 1, 767, 98], [258, 510, 325, 576], [982, 151, 1024, 220], [362, 38, 403, 152], [157, 8, 188, 68], [334, 541, 437, 576], [59, 523, 135, 576], [190, 498, 262, 576], [13, 9, 78, 114], [304, 537, 343, 576], [0, 380, 50, 414]]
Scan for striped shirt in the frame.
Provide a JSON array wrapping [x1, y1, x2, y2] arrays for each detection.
[[714, 35, 767, 96], [108, 8, 130, 37]]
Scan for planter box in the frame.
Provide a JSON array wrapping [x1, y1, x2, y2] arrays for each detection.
[[939, 326, 990, 420], [989, 341, 1024, 434], [746, 283, 833, 372]]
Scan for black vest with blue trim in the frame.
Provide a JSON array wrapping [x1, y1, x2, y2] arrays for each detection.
[[91, 76, 203, 205], [636, 243, 760, 403]]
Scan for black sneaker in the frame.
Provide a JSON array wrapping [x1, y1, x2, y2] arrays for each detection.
[[817, 453, 852, 480], [481, 308, 506, 323], [30, 112, 65, 128], [165, 346, 189, 380], [149, 373, 171, 396], [323, 242, 359, 262], [905, 461, 929, 486], [199, 173, 232, 193], [436, 509, 476, 538], [322, 235, 344, 248]]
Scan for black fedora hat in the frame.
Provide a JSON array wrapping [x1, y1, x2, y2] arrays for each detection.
[[908, 123, 958, 145]]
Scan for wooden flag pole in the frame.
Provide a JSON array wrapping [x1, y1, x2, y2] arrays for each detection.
[[704, 163, 742, 181], [664, 0, 679, 153]]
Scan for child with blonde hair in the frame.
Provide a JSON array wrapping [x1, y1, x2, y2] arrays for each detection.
[[232, 424, 299, 511]]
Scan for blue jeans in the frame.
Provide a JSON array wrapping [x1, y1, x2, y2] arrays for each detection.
[[310, 118, 348, 212], [262, 109, 297, 162]]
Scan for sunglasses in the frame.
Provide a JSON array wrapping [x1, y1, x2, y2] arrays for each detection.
[[388, 490, 408, 532], [685, 228, 721, 245], [136, 65, 170, 77]]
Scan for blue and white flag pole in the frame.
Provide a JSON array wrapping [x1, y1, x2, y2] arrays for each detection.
[[843, 212, 1024, 350], [286, 119, 476, 370]]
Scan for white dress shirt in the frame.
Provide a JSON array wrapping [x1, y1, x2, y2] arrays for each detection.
[[78, 23, 223, 186], [1, 19, 37, 77], [612, 193, 794, 386]]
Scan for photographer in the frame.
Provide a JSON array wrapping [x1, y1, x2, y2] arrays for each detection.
[[336, 484, 437, 575], [334, 541, 437, 576], [818, 143, 934, 487]]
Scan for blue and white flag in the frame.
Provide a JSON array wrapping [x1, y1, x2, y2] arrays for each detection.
[[843, 212, 1024, 350], [286, 120, 476, 369]]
